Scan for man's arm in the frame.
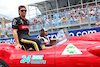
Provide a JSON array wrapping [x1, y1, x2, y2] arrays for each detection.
[[13, 29, 19, 44], [13, 28, 22, 49], [50, 38, 56, 45], [41, 45, 51, 50]]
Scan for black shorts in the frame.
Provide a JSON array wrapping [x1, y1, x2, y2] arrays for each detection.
[[19, 36, 42, 51]]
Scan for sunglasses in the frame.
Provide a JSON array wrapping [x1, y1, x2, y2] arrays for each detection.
[[20, 10, 27, 12]]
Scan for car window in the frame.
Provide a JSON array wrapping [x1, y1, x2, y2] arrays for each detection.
[[56, 28, 70, 47]]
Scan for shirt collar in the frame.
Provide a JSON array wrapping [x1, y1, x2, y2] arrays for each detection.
[[19, 16, 26, 21]]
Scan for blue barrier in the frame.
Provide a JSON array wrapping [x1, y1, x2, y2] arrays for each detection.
[[0, 27, 100, 44]]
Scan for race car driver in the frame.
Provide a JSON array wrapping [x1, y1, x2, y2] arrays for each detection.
[[12, 5, 42, 51], [39, 28, 56, 50]]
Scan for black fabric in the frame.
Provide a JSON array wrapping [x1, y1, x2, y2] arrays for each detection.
[[12, 17, 42, 51], [40, 37, 52, 47], [19, 37, 42, 50], [40, 38, 45, 45], [12, 17, 29, 40]]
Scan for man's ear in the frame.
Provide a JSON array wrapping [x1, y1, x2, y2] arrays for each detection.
[[18, 11, 20, 15]]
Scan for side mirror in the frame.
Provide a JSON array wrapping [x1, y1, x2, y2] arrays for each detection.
[[87, 45, 100, 56]]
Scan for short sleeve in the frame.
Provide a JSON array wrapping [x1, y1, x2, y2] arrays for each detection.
[[12, 18, 18, 29], [40, 38, 45, 46]]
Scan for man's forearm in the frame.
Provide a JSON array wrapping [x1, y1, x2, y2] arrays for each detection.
[[13, 32, 20, 45], [42, 45, 51, 50], [44, 47, 51, 49]]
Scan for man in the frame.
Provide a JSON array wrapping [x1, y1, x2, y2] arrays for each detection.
[[12, 5, 41, 51], [39, 28, 56, 50]]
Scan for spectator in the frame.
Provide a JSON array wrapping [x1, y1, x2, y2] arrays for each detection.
[[95, 21, 100, 27], [74, 16, 79, 23], [65, 16, 69, 24], [80, 14, 84, 23], [89, 8, 95, 21], [52, 18, 55, 26], [70, 16, 74, 24], [62, 17, 66, 25], [96, 12, 100, 23], [58, 16, 62, 25], [45, 18, 50, 26], [97, 7, 100, 14]]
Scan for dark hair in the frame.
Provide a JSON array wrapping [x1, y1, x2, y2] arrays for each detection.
[[40, 29, 44, 37], [40, 28, 44, 31], [18, 5, 26, 11], [39, 28, 48, 37]]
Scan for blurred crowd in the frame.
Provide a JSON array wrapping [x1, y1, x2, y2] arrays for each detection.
[[29, 3, 100, 29], [2, 3, 100, 36]]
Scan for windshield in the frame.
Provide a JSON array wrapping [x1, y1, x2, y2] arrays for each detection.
[[56, 28, 70, 46]]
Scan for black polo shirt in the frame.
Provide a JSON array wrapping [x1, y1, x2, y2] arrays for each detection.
[[12, 17, 30, 40]]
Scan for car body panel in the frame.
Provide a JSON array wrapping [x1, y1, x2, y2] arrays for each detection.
[[1, 32, 100, 67], [69, 32, 100, 41], [55, 40, 100, 67], [0, 44, 55, 67]]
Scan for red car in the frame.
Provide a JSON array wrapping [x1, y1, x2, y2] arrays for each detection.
[[69, 31, 100, 41], [0, 29, 100, 67]]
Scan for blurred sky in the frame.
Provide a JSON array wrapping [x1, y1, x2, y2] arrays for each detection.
[[0, 0, 45, 19]]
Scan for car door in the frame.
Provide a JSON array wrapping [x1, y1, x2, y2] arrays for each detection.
[[9, 47, 55, 67]]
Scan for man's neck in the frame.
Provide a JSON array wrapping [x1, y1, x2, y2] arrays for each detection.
[[20, 15, 26, 20], [44, 36, 47, 38]]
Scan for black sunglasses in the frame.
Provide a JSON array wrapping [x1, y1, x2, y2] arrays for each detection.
[[20, 10, 27, 12]]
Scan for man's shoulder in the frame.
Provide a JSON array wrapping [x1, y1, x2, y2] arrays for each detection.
[[13, 17, 20, 20], [14, 17, 20, 19], [40, 38, 44, 42], [26, 18, 29, 21], [40, 37, 44, 39], [40, 37, 45, 40]]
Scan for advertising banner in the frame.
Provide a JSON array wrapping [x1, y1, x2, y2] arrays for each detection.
[[0, 27, 100, 44]]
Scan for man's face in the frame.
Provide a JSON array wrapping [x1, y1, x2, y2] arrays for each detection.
[[19, 8, 27, 17], [44, 31, 48, 36]]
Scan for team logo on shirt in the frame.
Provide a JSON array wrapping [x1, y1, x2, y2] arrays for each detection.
[[12, 19, 17, 25], [20, 19, 24, 24], [18, 25, 29, 30]]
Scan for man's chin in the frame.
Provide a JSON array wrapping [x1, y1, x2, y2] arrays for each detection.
[[22, 15, 26, 17]]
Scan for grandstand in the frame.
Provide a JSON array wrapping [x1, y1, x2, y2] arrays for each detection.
[[0, 0, 100, 38], [27, 0, 100, 35], [0, 14, 12, 38]]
